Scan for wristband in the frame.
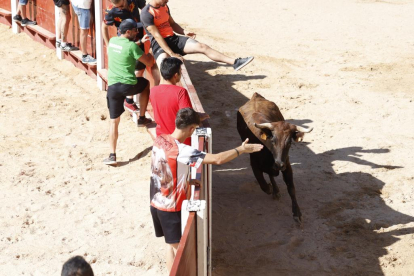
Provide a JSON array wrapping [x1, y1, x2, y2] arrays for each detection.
[[234, 148, 240, 156]]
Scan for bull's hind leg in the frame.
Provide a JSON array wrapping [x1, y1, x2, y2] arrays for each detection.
[[282, 160, 302, 223], [269, 176, 281, 200], [252, 167, 272, 195]]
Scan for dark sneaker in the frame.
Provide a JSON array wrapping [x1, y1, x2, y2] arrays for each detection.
[[61, 43, 79, 52], [233, 56, 254, 71], [81, 54, 97, 65], [103, 155, 117, 165], [21, 18, 37, 27], [137, 117, 152, 127], [124, 100, 139, 113], [13, 15, 22, 23]]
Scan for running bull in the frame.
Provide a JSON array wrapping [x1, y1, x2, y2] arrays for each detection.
[[237, 93, 313, 223]]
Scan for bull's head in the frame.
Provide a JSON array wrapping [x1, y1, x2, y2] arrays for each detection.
[[252, 113, 313, 171]]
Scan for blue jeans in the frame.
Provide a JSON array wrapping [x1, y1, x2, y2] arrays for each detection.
[[19, 0, 28, 5], [71, 4, 90, 29]]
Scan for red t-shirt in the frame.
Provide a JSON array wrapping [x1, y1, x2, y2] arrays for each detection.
[[150, 84, 193, 145]]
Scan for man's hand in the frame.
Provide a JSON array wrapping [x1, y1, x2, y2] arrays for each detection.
[[240, 138, 263, 154], [189, 179, 202, 188], [171, 52, 184, 61], [141, 34, 150, 44], [184, 30, 196, 39]]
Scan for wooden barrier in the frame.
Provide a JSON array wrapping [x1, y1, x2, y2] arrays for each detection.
[[0, 7, 12, 26], [170, 213, 197, 276]]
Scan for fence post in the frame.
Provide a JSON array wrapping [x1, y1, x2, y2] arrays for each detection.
[[54, 6, 64, 59], [11, 0, 19, 33], [94, 0, 105, 91]]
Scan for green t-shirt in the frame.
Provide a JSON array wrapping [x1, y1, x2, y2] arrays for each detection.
[[107, 37, 143, 86]]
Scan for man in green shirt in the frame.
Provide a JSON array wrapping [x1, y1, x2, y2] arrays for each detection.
[[104, 19, 154, 165]]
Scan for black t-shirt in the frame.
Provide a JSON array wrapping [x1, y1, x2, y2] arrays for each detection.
[[104, 0, 146, 27]]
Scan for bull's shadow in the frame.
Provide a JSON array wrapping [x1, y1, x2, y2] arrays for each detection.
[[185, 60, 414, 275]]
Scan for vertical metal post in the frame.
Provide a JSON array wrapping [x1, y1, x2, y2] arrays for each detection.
[[55, 6, 64, 59], [207, 130, 213, 276], [11, 0, 19, 34], [94, 0, 105, 91]]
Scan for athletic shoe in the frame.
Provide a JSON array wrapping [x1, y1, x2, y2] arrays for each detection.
[[103, 155, 117, 165], [21, 18, 37, 27], [233, 56, 254, 71], [137, 117, 152, 127], [81, 54, 97, 65], [56, 40, 61, 48], [61, 43, 79, 52], [13, 15, 22, 23], [124, 100, 139, 113]]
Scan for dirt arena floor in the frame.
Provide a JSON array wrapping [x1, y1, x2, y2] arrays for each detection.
[[1, 0, 414, 275]]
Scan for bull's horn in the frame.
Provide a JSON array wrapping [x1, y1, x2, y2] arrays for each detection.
[[254, 123, 274, 130], [296, 125, 313, 133]]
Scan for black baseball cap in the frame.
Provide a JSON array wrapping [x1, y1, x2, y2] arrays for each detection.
[[119, 19, 143, 34]]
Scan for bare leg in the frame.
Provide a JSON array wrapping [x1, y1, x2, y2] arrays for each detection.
[[151, 62, 161, 86], [155, 52, 169, 86], [16, 3, 21, 15], [109, 117, 120, 154], [20, 4, 26, 19], [80, 28, 88, 55], [183, 39, 234, 65], [138, 83, 150, 117], [59, 5, 70, 43], [166, 243, 179, 273]]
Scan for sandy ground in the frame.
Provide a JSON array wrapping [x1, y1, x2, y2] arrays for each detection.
[[1, 0, 414, 275]]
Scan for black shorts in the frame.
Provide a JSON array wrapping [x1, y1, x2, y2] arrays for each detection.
[[151, 34, 189, 61], [106, 77, 149, 119], [54, 0, 69, 7], [150, 206, 182, 244]]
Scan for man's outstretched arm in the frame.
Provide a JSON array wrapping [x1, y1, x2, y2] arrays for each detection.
[[202, 139, 263, 165]]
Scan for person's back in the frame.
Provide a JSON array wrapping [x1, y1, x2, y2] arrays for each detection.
[[150, 57, 192, 145], [151, 84, 192, 136], [108, 36, 143, 86]]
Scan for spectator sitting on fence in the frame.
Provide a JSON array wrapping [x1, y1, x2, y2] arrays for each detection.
[[12, 0, 37, 26], [70, 0, 96, 64], [61, 256, 94, 276], [102, 0, 148, 77], [140, 0, 254, 84], [149, 107, 263, 273], [54, 0, 79, 51], [149, 57, 209, 146], [103, 19, 154, 166]]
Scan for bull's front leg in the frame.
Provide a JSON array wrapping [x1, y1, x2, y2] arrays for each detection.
[[282, 160, 302, 223], [252, 166, 272, 195], [269, 176, 281, 200]]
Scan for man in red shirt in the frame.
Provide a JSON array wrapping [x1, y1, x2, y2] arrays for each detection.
[[150, 108, 263, 273], [150, 57, 195, 145], [141, 0, 254, 81]]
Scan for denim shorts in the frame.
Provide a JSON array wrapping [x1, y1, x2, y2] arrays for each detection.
[[71, 4, 90, 29], [19, 0, 28, 5]]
